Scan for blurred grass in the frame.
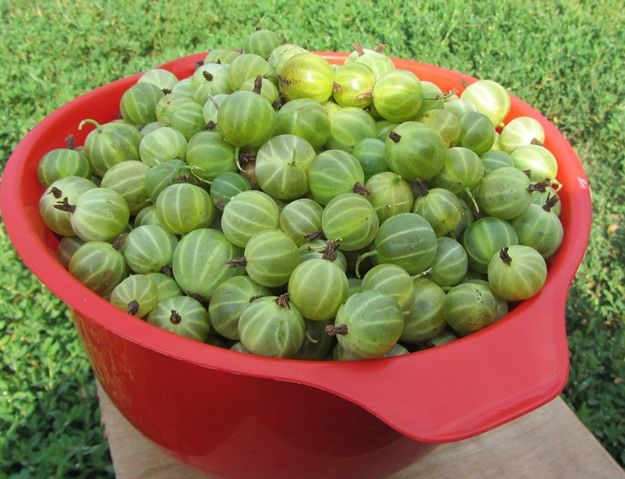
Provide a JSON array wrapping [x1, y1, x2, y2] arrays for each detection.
[[1, 0, 624, 475]]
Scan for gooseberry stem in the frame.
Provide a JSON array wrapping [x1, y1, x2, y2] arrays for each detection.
[[322, 240, 341, 261], [160, 265, 173, 277], [202, 71, 214, 82], [352, 41, 365, 56], [353, 182, 370, 197], [528, 179, 551, 193], [414, 179, 429, 197], [464, 187, 481, 216], [500, 247, 512, 265], [326, 324, 348, 336], [50, 187, 63, 199], [253, 75, 263, 94], [127, 300, 139, 316], [388, 131, 401, 143], [112, 234, 126, 251], [543, 193, 560, 212], [53, 197, 76, 213], [304, 230, 323, 242], [78, 119, 102, 131], [226, 257, 248, 268], [355, 250, 378, 278], [170, 310, 182, 324], [276, 293, 290, 309]]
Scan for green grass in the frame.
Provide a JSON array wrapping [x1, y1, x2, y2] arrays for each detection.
[[1, 0, 624, 476]]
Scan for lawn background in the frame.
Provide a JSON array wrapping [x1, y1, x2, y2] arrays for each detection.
[[1, 1, 624, 476]]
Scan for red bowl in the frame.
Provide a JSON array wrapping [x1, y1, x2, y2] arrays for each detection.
[[0, 52, 592, 479]]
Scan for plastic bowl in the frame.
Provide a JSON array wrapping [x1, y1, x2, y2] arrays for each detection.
[[0, 52, 591, 479]]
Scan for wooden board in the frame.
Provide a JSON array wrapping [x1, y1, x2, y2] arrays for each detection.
[[97, 383, 624, 479]]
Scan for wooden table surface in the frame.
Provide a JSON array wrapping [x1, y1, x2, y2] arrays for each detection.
[[97, 383, 624, 479]]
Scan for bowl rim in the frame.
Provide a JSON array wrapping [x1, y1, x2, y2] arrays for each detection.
[[0, 51, 592, 443]]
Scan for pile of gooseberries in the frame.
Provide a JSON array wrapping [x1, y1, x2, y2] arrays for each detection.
[[38, 30, 564, 360]]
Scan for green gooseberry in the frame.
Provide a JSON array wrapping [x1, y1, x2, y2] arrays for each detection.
[[110, 274, 158, 317], [80, 119, 141, 177], [238, 294, 305, 358], [372, 70, 423, 122], [487, 245, 547, 301], [481, 150, 514, 174], [365, 172, 414, 224], [172, 228, 243, 302], [361, 264, 415, 311], [144, 159, 194, 203], [420, 109, 461, 148], [500, 116, 545, 152], [413, 186, 464, 237], [155, 183, 215, 235], [278, 198, 323, 245], [329, 290, 404, 359], [227, 53, 276, 91], [325, 106, 377, 152], [268, 43, 308, 72], [190, 63, 232, 104], [138, 68, 178, 91], [510, 145, 558, 182], [221, 190, 280, 248], [444, 96, 477, 118], [120, 82, 165, 126], [139, 126, 187, 166], [239, 75, 280, 104], [458, 111, 496, 155], [278, 52, 334, 104], [255, 134, 316, 200], [210, 171, 251, 211], [428, 237, 468, 287], [443, 282, 497, 336], [244, 29, 283, 59], [273, 98, 331, 150], [69, 240, 127, 297], [146, 272, 182, 301], [155, 94, 205, 140], [208, 275, 271, 340], [464, 279, 509, 320], [101, 160, 150, 214], [461, 79, 511, 127], [186, 131, 237, 181], [38, 136, 92, 187], [511, 203, 563, 258], [332, 62, 375, 108], [462, 216, 518, 273], [298, 239, 348, 272], [321, 193, 379, 251], [308, 150, 365, 205], [148, 295, 211, 342], [121, 224, 178, 274], [171, 78, 194, 97], [344, 45, 395, 80], [39, 176, 97, 236], [352, 138, 388, 180], [401, 278, 446, 344], [217, 90, 275, 148]]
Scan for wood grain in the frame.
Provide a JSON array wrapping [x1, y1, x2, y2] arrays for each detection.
[[97, 383, 624, 479]]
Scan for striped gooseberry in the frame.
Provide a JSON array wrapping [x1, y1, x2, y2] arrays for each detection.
[[460, 79, 511, 127], [134, 205, 160, 227], [244, 29, 283, 59], [238, 294, 305, 358], [332, 62, 375, 108], [288, 254, 349, 321], [155, 94, 205, 140], [230, 230, 300, 287], [321, 193, 379, 251], [324, 107, 377, 152], [221, 190, 280, 247], [510, 145, 558, 182], [155, 183, 215, 235], [110, 274, 158, 317], [144, 160, 195, 203], [278, 198, 323, 246], [308, 150, 366, 205], [227, 53, 276, 91], [462, 216, 518, 273], [298, 239, 348, 272], [477, 166, 549, 220], [428, 237, 468, 287], [138, 68, 178, 91], [171, 78, 193, 97], [361, 263, 415, 311], [172, 228, 243, 302], [443, 282, 497, 336], [56, 236, 84, 268], [344, 44, 395, 80], [365, 172, 414, 224], [38, 136, 92, 187], [458, 111, 496, 155], [190, 63, 232, 104], [384, 122, 446, 181], [357, 213, 437, 275], [420, 109, 461, 148], [186, 131, 237, 181], [511, 202, 563, 258], [69, 240, 127, 297], [431, 147, 483, 207], [481, 150, 514, 175], [294, 319, 336, 360], [268, 43, 307, 72], [255, 134, 316, 200], [217, 90, 275, 148], [148, 295, 211, 341], [444, 96, 477, 118], [413, 186, 464, 237], [204, 49, 241, 64], [416, 81, 444, 118], [121, 225, 178, 274], [39, 176, 96, 236], [202, 94, 229, 127], [101, 160, 150, 214], [139, 126, 187, 166], [500, 116, 545, 152], [80, 119, 141, 177], [273, 98, 331, 150], [278, 52, 334, 104], [208, 276, 271, 340], [488, 245, 547, 301], [464, 279, 509, 320], [328, 290, 404, 359], [401, 277, 446, 344], [352, 138, 388, 180], [239, 76, 280, 104], [210, 171, 251, 211], [146, 272, 182, 301], [372, 70, 423, 122], [120, 82, 165, 126], [54, 187, 129, 242]]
